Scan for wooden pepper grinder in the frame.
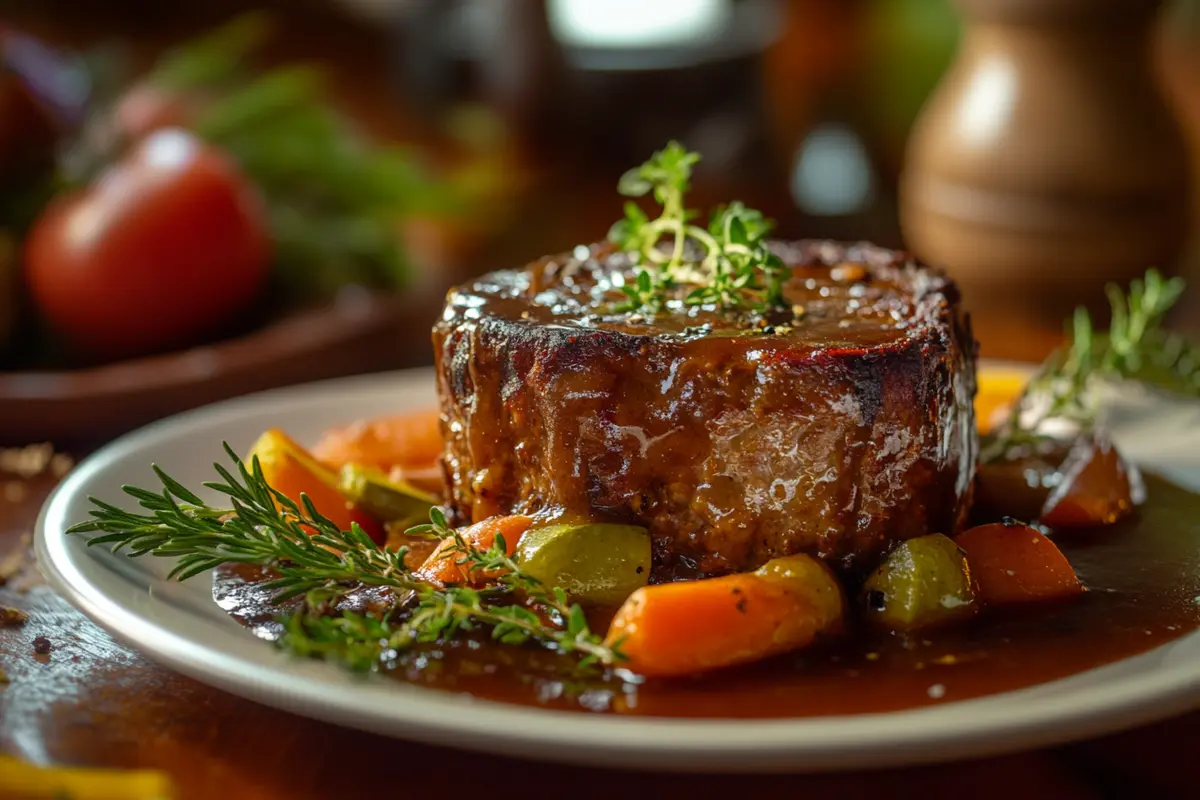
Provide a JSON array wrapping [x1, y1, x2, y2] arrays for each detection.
[[900, 0, 1193, 361]]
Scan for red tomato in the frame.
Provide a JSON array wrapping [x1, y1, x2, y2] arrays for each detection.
[[24, 128, 270, 360]]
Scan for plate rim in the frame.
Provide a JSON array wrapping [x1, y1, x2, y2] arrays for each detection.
[[35, 365, 1200, 773]]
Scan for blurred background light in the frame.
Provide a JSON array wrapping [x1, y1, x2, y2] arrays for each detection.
[[548, 0, 731, 49], [791, 123, 877, 217]]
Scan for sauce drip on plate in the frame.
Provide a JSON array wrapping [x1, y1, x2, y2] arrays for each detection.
[[214, 474, 1200, 718]]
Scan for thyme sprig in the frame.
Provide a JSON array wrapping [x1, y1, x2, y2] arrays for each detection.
[[608, 142, 786, 315], [983, 269, 1198, 462], [67, 445, 623, 673]]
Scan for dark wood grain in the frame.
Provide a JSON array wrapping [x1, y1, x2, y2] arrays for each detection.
[[1, 460, 1198, 799]]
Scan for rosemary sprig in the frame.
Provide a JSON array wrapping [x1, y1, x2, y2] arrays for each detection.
[[67, 445, 622, 673], [406, 507, 620, 667], [982, 269, 1198, 462], [608, 142, 786, 316]]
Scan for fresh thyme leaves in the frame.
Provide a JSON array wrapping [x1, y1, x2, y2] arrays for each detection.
[[688, 202, 787, 311], [616, 267, 668, 315], [982, 269, 1198, 462], [67, 445, 623, 673], [608, 142, 786, 316]]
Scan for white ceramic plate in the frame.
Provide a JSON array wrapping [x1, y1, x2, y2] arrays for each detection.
[[36, 367, 1200, 773]]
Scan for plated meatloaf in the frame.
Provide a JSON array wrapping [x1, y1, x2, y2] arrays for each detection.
[[433, 240, 977, 578]]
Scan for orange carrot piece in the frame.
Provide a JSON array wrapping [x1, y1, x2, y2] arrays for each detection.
[[1040, 435, 1138, 528], [312, 409, 443, 472], [248, 429, 385, 544], [415, 515, 534, 588], [974, 369, 1029, 435], [604, 554, 845, 678], [955, 521, 1083, 605]]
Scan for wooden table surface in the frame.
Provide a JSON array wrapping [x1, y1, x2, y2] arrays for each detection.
[[0, 452, 1197, 799]]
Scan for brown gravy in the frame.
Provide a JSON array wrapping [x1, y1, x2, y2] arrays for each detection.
[[213, 474, 1200, 718], [451, 240, 935, 345]]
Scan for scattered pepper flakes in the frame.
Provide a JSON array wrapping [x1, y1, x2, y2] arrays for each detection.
[[0, 606, 27, 626], [32, 635, 52, 655]]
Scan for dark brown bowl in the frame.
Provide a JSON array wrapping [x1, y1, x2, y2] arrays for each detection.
[[0, 288, 440, 448]]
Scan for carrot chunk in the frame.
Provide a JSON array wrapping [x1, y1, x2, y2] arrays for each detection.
[[603, 554, 845, 678], [415, 515, 533, 587], [955, 521, 1084, 605], [975, 368, 1029, 435], [312, 409, 443, 472], [1040, 435, 1138, 528], [247, 429, 385, 544]]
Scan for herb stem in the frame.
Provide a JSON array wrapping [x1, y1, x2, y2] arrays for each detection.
[[983, 269, 1195, 462], [69, 445, 623, 673], [608, 142, 784, 316]]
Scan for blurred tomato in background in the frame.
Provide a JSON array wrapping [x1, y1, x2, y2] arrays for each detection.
[[25, 128, 270, 360], [0, 0, 1197, 442]]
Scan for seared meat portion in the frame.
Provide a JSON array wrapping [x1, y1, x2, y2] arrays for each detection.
[[433, 240, 977, 578]]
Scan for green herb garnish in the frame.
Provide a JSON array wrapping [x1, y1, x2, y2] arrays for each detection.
[[983, 268, 1198, 461], [608, 142, 786, 316], [67, 445, 622, 674]]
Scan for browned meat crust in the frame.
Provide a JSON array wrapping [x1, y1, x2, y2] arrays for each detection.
[[433, 240, 977, 578]]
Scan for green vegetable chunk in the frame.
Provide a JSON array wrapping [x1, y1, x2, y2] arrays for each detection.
[[515, 522, 651, 606], [337, 464, 435, 523], [863, 533, 978, 631]]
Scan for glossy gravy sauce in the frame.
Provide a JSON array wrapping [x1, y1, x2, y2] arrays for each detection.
[[214, 474, 1200, 718], [446, 241, 933, 347]]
